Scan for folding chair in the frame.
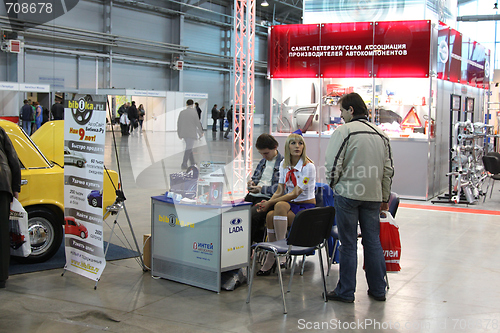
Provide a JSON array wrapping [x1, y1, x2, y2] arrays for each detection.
[[246, 206, 335, 314], [482, 152, 500, 202]]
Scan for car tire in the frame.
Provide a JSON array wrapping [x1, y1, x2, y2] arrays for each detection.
[[80, 231, 86, 239], [13, 207, 63, 264], [77, 160, 83, 168], [91, 198, 98, 207]]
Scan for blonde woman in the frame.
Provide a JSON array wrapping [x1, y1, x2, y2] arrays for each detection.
[[255, 132, 316, 276]]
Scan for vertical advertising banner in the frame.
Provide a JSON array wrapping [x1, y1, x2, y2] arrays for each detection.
[[63, 95, 107, 281], [448, 28, 462, 83]]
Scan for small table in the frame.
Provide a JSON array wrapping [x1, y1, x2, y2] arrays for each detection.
[[151, 195, 251, 292]]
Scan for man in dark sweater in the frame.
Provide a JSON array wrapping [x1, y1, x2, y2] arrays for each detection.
[[128, 101, 139, 134], [51, 99, 65, 120]]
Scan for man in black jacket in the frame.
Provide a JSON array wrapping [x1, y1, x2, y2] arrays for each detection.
[[50, 99, 65, 120], [195, 102, 202, 120], [211, 104, 218, 132], [0, 126, 22, 288], [128, 101, 139, 134], [224, 105, 233, 139]]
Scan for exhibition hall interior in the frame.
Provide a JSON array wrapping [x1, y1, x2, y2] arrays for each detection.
[[1, 0, 500, 332]]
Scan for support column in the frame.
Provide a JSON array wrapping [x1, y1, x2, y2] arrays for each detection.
[[232, 0, 255, 196], [103, 0, 113, 88]]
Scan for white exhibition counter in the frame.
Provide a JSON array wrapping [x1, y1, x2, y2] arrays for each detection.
[[151, 195, 251, 292]]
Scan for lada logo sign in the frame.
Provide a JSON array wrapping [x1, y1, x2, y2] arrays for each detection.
[[230, 218, 242, 226], [229, 217, 243, 234]]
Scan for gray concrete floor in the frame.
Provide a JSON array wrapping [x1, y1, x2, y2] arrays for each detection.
[[2, 126, 500, 333]]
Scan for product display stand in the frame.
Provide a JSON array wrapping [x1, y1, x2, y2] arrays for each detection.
[[433, 95, 491, 205], [433, 94, 468, 204]]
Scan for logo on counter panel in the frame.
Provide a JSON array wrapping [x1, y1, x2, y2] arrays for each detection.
[[168, 214, 177, 227], [229, 217, 243, 234], [230, 218, 242, 226], [158, 214, 195, 228], [193, 242, 214, 255]]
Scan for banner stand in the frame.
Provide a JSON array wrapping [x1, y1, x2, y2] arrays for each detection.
[[61, 195, 147, 289], [95, 194, 147, 289], [61, 94, 146, 288]]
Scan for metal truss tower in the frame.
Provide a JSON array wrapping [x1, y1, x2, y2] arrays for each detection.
[[232, 0, 255, 196]]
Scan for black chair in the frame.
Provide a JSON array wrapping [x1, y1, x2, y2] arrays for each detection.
[[246, 206, 335, 314], [327, 192, 400, 289], [482, 152, 500, 202]]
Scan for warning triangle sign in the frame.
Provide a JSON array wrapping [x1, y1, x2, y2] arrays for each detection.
[[401, 107, 422, 128]]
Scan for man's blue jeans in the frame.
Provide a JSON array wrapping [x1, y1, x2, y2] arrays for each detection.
[[333, 195, 387, 300], [22, 120, 31, 136]]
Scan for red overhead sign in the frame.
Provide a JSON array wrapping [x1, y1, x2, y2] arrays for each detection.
[[268, 20, 431, 79]]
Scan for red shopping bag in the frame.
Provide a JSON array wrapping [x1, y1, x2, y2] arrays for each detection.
[[379, 211, 401, 272]]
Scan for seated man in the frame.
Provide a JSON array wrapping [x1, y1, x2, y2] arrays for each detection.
[[245, 133, 283, 243]]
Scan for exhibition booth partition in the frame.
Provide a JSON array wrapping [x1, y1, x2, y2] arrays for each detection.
[[267, 20, 490, 200], [99, 89, 208, 132], [0, 81, 51, 123]]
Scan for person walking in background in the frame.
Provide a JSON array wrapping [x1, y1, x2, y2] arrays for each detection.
[[120, 111, 130, 136], [218, 106, 226, 132], [30, 101, 36, 135], [244, 133, 283, 243], [0, 125, 22, 289], [42, 105, 50, 125], [117, 102, 130, 125], [50, 99, 64, 120], [324, 92, 394, 303], [224, 105, 233, 139], [177, 99, 204, 169], [128, 101, 139, 134], [254, 132, 316, 275], [138, 104, 145, 131], [211, 104, 218, 132], [195, 102, 202, 120], [34, 102, 43, 132], [20, 100, 33, 135]]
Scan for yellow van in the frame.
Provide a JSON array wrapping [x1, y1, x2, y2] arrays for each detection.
[[1, 120, 119, 263]]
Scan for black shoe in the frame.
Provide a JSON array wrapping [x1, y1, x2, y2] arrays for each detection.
[[324, 291, 354, 303], [256, 262, 277, 276], [367, 290, 386, 301], [0, 280, 6, 288]]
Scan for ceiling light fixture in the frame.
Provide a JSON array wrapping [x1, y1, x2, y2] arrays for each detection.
[[261, 0, 269, 7]]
